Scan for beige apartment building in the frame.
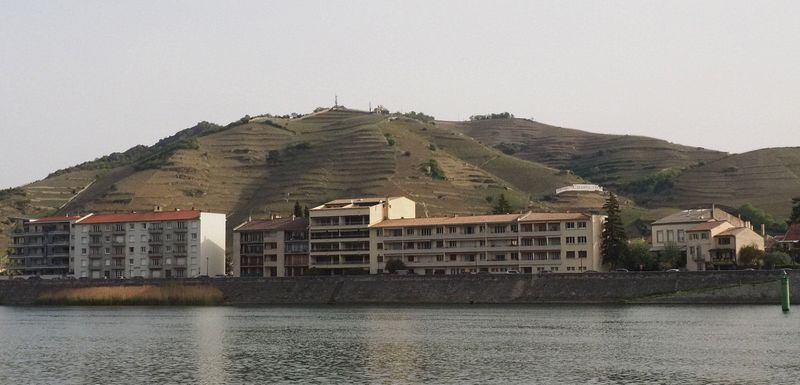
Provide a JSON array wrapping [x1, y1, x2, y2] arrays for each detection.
[[371, 212, 605, 274], [650, 208, 764, 271], [232, 217, 309, 277], [71, 209, 226, 279], [308, 197, 415, 275]]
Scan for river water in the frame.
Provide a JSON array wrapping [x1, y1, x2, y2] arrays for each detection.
[[0, 305, 797, 384]]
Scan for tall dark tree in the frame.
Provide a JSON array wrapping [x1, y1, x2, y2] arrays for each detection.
[[789, 197, 800, 225], [492, 194, 512, 214], [293, 201, 303, 218], [601, 193, 627, 267], [303, 206, 309, 219]]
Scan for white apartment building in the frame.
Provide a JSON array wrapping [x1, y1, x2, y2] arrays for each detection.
[[371, 212, 606, 274], [71, 209, 225, 279], [308, 197, 415, 275]]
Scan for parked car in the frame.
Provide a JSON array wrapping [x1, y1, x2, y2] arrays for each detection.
[[27, 275, 42, 280], [665, 269, 680, 272], [506, 270, 520, 274], [613, 268, 629, 273]]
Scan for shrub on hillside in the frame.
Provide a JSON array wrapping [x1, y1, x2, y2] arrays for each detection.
[[469, 112, 515, 121]]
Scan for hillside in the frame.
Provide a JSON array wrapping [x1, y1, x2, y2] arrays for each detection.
[[0, 109, 587, 253], [662, 147, 800, 220], [440, 118, 726, 188], [3, 109, 798, 255]]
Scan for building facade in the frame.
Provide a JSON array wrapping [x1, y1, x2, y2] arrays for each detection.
[[308, 197, 415, 275], [371, 212, 605, 274], [232, 217, 309, 277], [650, 208, 764, 271], [71, 210, 226, 279], [8, 215, 83, 276]]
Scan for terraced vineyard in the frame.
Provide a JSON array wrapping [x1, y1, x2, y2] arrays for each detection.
[[665, 147, 800, 218], [441, 118, 726, 187], [2, 108, 798, 254]]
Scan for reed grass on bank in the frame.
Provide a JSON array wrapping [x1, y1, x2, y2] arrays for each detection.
[[36, 283, 223, 305]]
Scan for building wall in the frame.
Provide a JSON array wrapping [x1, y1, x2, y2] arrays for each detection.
[[651, 223, 692, 249], [199, 212, 226, 277], [370, 215, 606, 275]]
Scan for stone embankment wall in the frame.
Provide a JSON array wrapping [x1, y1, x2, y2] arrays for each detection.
[[0, 271, 796, 306]]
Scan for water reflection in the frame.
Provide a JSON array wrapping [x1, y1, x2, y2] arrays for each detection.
[[0, 305, 798, 384]]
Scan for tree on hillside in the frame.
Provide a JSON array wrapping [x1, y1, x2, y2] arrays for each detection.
[[738, 245, 765, 268], [492, 194, 512, 214], [601, 193, 627, 267], [789, 197, 800, 225], [293, 201, 303, 218]]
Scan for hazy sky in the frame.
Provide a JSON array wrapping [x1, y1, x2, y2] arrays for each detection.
[[2, 1, 799, 189]]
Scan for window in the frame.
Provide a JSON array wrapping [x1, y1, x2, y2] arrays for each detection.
[[436, 227, 444, 234], [567, 266, 576, 271], [129, 247, 134, 252], [129, 223, 135, 229], [81, 237, 87, 244], [677, 230, 685, 242], [718, 237, 731, 245], [104, 247, 110, 255], [577, 222, 587, 229], [166, 234, 172, 241], [565, 237, 576, 245], [420, 228, 432, 236], [81, 259, 87, 267], [689, 246, 695, 256], [565, 222, 575, 229], [129, 258, 134, 265], [190, 245, 197, 253], [577, 236, 587, 244], [667, 230, 674, 242], [191, 233, 198, 240], [448, 226, 457, 234], [141, 223, 147, 229], [493, 225, 505, 234], [81, 248, 86, 255], [407, 256, 414, 262], [140, 246, 146, 253], [566, 251, 576, 259], [191, 221, 198, 229], [463, 226, 474, 235], [701, 232, 709, 240], [578, 251, 587, 259], [447, 241, 457, 248], [129, 235, 135, 243], [656, 231, 664, 243], [406, 228, 415, 236]]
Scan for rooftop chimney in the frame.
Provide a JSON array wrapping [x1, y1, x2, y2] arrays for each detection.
[[153, 205, 162, 212], [761, 223, 766, 236]]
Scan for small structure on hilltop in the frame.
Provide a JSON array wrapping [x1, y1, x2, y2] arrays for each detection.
[[555, 184, 604, 195]]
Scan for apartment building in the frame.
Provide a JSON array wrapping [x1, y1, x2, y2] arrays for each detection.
[[232, 217, 309, 277], [72, 209, 225, 279], [308, 197, 415, 275], [8, 215, 84, 276], [371, 212, 605, 274]]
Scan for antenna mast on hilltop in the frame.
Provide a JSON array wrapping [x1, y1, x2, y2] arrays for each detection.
[[334, 94, 338, 107]]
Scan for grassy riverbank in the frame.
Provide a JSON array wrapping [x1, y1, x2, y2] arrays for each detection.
[[35, 283, 223, 305]]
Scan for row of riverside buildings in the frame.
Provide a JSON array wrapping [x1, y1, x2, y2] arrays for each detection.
[[8, 196, 789, 278]]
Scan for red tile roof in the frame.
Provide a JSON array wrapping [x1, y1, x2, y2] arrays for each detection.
[[78, 210, 202, 224], [783, 224, 800, 242], [32, 215, 82, 223]]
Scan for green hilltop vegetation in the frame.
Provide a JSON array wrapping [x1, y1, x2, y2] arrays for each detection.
[[1, 107, 798, 254]]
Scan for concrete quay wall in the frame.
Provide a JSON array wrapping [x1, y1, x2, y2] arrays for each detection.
[[0, 271, 796, 305]]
